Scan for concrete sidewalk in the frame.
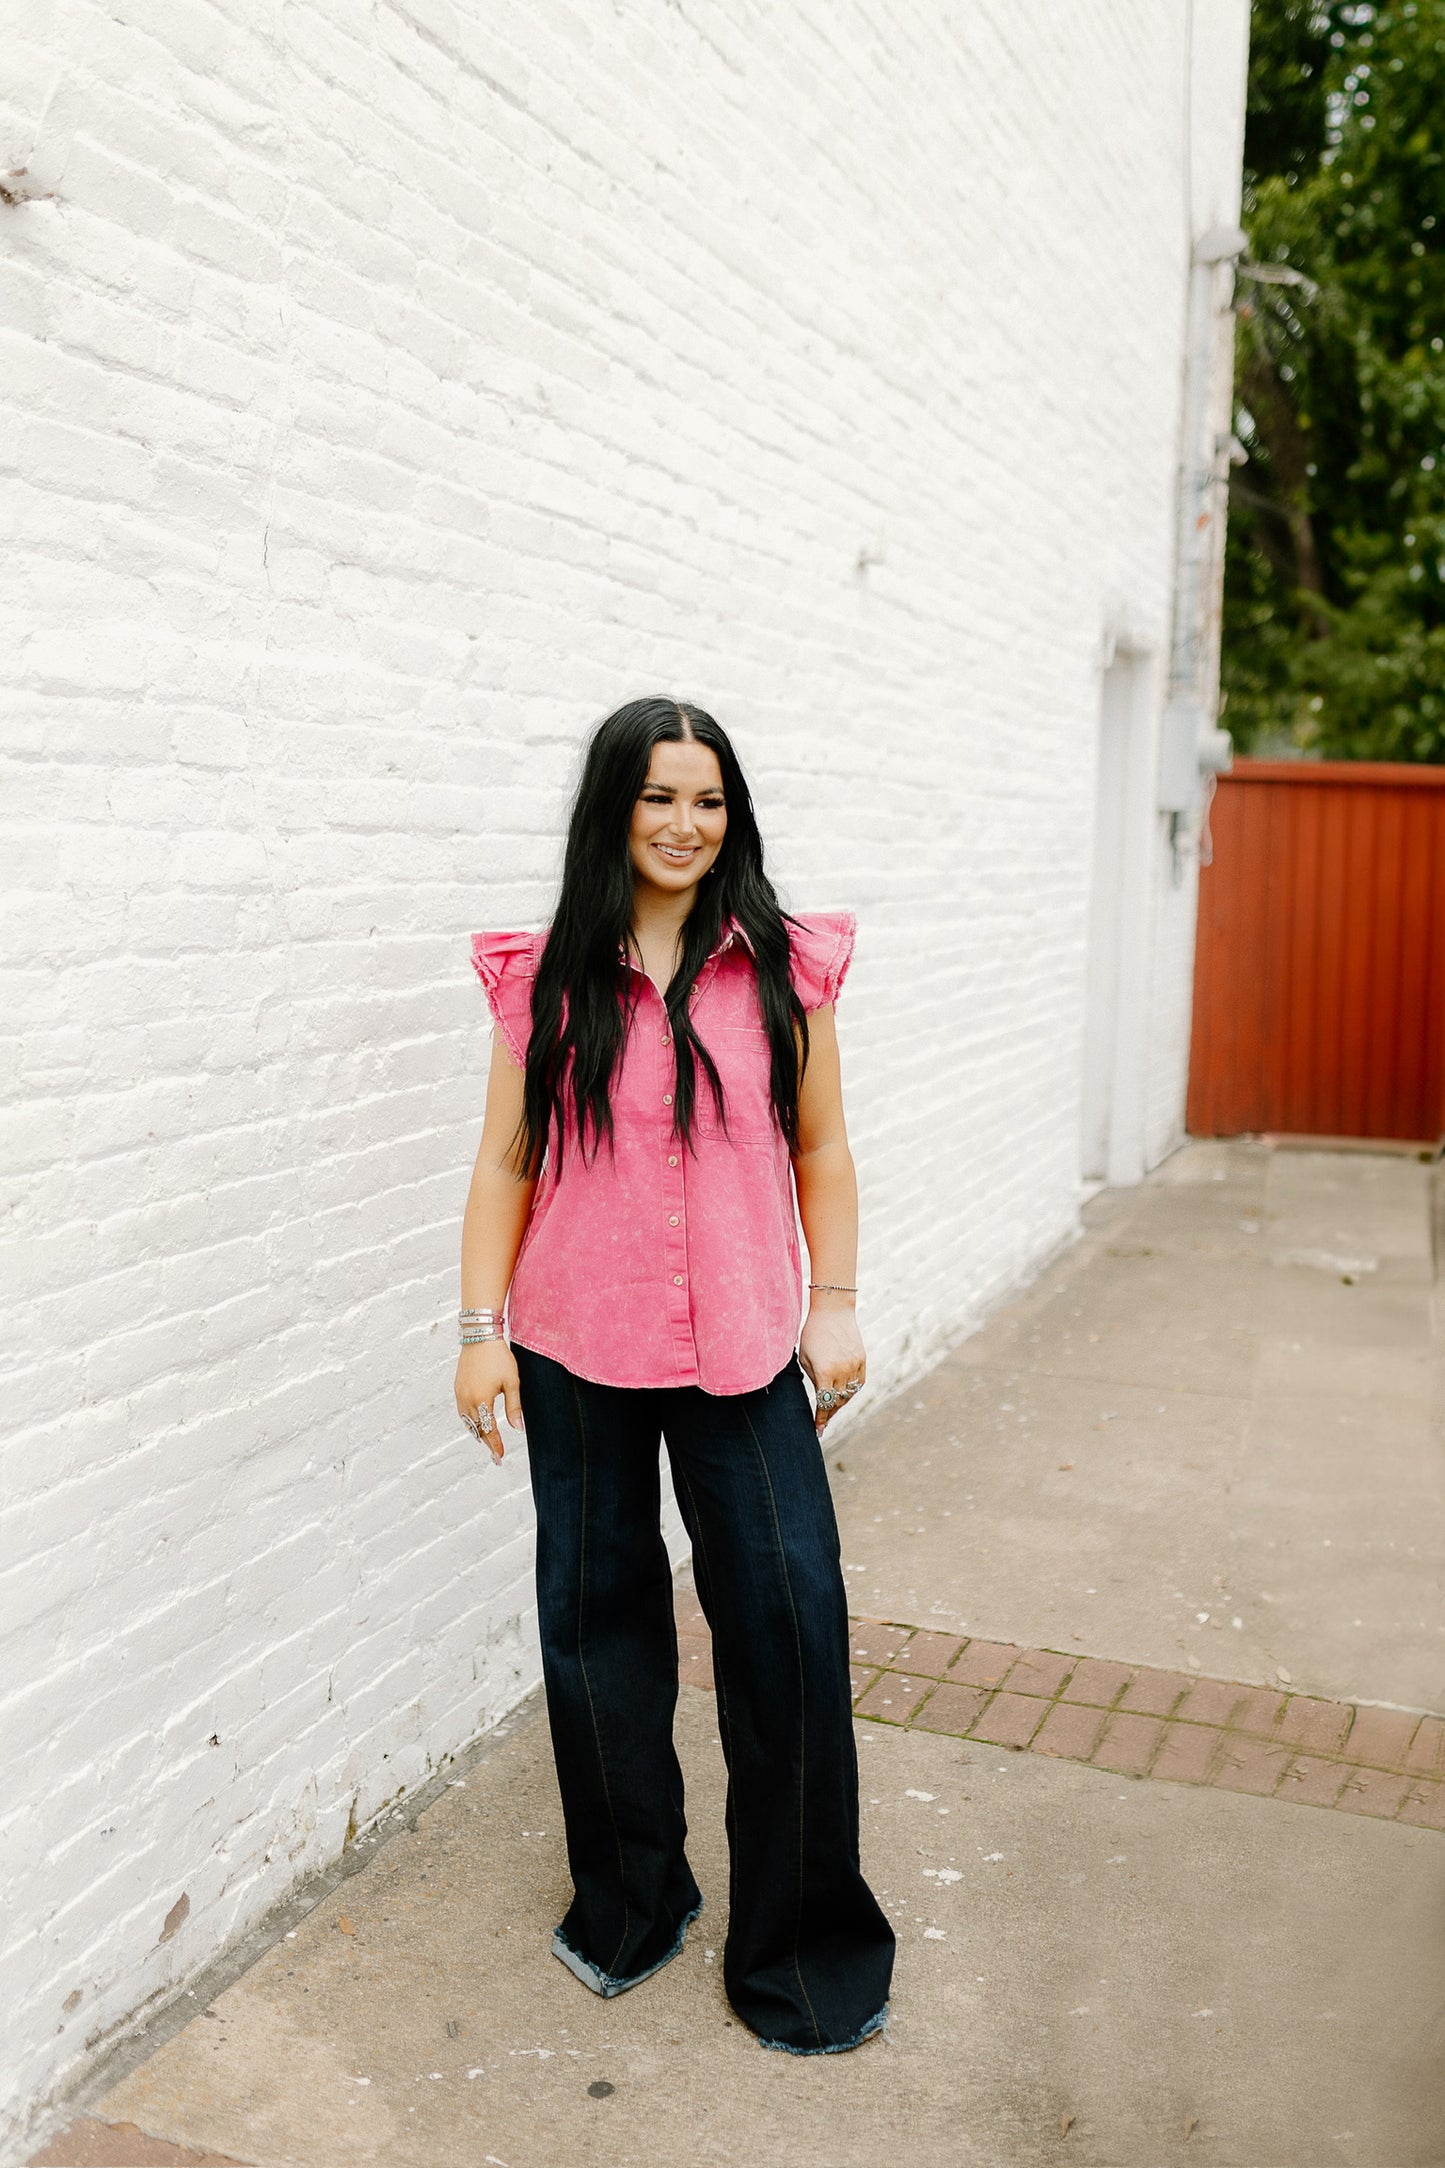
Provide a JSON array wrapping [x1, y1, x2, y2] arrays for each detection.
[[33, 1143, 1445, 2168]]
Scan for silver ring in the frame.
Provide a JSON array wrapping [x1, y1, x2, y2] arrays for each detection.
[[817, 1389, 839, 1410], [842, 1380, 861, 1398]]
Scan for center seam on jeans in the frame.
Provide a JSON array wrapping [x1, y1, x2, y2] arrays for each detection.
[[569, 1372, 632, 1975], [742, 1402, 824, 2051], [672, 1458, 740, 1919]]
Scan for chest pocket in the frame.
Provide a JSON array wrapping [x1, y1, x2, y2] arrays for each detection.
[[693, 1025, 777, 1144]]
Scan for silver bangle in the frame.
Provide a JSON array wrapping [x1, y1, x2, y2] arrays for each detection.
[[808, 1282, 857, 1294], [459, 1306, 504, 1345]]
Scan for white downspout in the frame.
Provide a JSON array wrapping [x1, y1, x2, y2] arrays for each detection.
[[1158, 223, 1245, 845]]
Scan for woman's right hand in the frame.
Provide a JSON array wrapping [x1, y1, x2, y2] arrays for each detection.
[[454, 1340, 524, 1464]]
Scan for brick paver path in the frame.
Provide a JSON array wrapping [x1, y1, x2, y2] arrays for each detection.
[[675, 1595, 1445, 1831]]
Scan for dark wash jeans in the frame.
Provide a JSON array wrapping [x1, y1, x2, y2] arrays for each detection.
[[512, 1344, 896, 2054]]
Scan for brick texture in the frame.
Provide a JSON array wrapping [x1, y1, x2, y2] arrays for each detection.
[[1279, 1756, 1350, 1809], [1404, 1717, 1445, 1780], [1150, 1722, 1221, 1787], [840, 1609, 1445, 1844], [1344, 1708, 1421, 1772], [1118, 1669, 1194, 1719], [1175, 1678, 1250, 1728], [1002, 1650, 1075, 1699], [1398, 1784, 1445, 1831], [952, 1641, 1023, 1690], [1032, 1702, 1107, 1762], [893, 1632, 965, 1679], [1091, 1713, 1165, 1777], [0, 0, 1249, 2137], [848, 1623, 911, 1669], [1211, 1741, 1291, 1798], [853, 1676, 923, 1723], [1334, 1770, 1413, 1820], [1060, 1659, 1134, 1709], [913, 1684, 991, 1739], [970, 1693, 1048, 1751], [1277, 1696, 1352, 1756]]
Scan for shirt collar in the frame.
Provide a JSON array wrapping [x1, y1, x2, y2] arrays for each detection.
[[713, 914, 754, 960], [620, 913, 754, 970]]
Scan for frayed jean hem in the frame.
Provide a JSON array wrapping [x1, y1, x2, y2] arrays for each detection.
[[549, 1902, 703, 1999], [755, 2003, 889, 2056]]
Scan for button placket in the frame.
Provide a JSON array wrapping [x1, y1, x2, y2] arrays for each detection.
[[653, 978, 694, 1375], [662, 1128, 689, 1308]]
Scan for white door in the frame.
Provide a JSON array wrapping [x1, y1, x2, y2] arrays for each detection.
[[1081, 652, 1151, 1184]]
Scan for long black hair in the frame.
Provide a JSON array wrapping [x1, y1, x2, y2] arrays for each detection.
[[520, 697, 809, 1175]]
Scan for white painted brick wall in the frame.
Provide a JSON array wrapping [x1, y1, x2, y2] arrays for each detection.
[[0, 0, 1247, 2138]]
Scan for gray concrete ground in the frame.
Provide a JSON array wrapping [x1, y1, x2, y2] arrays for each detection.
[[840, 1139, 1444, 1710], [39, 1143, 1445, 2167]]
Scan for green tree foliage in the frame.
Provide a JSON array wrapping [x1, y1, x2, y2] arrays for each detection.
[[1224, 0, 1445, 759]]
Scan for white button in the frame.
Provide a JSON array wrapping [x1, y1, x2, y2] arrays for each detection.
[[668, 1214, 680, 1226], [668, 1155, 678, 1166], [662, 1032, 671, 1045], [662, 1092, 673, 1105], [672, 1274, 684, 1286]]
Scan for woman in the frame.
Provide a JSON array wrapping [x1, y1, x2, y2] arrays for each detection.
[[455, 696, 894, 2054]]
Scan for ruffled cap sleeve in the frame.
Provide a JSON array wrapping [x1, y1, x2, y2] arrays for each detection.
[[469, 930, 539, 1067], [787, 910, 857, 1013]]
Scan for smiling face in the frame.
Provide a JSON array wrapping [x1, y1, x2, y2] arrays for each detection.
[[628, 738, 728, 899]]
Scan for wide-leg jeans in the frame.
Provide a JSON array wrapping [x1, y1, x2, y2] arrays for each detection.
[[512, 1344, 895, 2054]]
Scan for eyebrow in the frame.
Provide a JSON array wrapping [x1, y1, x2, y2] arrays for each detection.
[[640, 781, 725, 793]]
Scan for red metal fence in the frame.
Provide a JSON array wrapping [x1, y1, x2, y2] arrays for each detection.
[[1187, 759, 1445, 1143]]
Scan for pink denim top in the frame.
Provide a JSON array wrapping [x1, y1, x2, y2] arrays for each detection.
[[470, 911, 856, 1395]]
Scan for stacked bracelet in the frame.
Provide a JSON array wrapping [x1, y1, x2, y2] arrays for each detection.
[[459, 1307, 504, 1345]]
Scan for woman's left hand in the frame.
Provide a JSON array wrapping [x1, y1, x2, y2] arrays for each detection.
[[799, 1305, 866, 1438]]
